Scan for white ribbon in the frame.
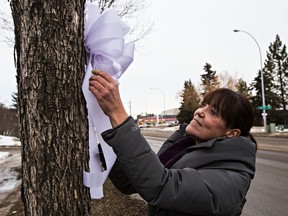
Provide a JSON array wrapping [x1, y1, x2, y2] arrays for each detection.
[[82, 2, 135, 199]]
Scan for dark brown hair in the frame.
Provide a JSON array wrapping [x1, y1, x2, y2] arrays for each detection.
[[203, 88, 257, 145]]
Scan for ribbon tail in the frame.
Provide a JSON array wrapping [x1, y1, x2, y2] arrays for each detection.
[[82, 63, 117, 199]]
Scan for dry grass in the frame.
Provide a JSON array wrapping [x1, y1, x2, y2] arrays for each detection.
[[4, 179, 147, 216]]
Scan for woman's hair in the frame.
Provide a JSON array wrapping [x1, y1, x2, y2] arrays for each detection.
[[203, 88, 257, 145]]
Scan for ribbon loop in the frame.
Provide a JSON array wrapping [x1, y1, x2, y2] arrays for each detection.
[[84, 3, 134, 80]]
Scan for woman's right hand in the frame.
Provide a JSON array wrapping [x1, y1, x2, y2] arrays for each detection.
[[89, 70, 129, 128]]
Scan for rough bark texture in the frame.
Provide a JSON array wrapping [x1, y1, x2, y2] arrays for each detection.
[[10, 1, 90, 215]]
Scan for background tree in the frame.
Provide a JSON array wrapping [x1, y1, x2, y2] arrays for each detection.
[[11, 1, 90, 215], [1, 0, 153, 47], [177, 79, 200, 124], [218, 71, 238, 90], [250, 68, 279, 126], [0, 103, 18, 136], [96, 0, 153, 44], [0, 1, 14, 47], [265, 35, 288, 125], [200, 63, 219, 97], [235, 78, 251, 97]]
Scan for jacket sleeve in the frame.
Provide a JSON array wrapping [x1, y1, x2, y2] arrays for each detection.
[[108, 159, 137, 194], [102, 117, 250, 215], [108, 121, 187, 195]]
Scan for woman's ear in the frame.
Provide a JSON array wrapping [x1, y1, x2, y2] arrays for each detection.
[[225, 129, 241, 137]]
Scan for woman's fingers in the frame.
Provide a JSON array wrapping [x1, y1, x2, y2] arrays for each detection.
[[89, 75, 106, 94], [91, 69, 115, 84], [89, 70, 119, 108], [88, 70, 129, 127], [89, 71, 117, 99]]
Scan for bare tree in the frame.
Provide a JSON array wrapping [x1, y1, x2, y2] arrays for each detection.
[[0, 103, 18, 136], [2, 0, 153, 47], [103, 0, 154, 43], [0, 0, 14, 47], [11, 1, 90, 215], [218, 71, 238, 90], [8, 0, 153, 215]]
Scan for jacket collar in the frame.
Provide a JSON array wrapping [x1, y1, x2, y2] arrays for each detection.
[[187, 137, 225, 150]]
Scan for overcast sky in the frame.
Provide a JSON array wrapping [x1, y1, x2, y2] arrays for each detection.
[[1, 0, 288, 118]]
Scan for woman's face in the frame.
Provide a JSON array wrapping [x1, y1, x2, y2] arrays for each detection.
[[186, 104, 229, 143]]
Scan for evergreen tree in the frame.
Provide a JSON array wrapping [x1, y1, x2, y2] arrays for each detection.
[[177, 80, 200, 124], [250, 68, 279, 126], [235, 78, 251, 98], [264, 35, 288, 125], [200, 63, 219, 97]]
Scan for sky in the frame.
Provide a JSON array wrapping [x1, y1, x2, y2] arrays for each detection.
[[1, 0, 288, 117]]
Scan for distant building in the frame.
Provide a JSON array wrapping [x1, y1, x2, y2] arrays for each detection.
[[160, 108, 180, 116], [137, 108, 180, 126]]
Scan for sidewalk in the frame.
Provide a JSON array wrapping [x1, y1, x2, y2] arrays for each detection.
[[142, 126, 288, 138], [252, 132, 288, 138], [141, 126, 288, 153], [250, 126, 288, 138]]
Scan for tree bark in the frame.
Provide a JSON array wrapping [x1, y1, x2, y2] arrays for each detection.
[[11, 1, 90, 215]]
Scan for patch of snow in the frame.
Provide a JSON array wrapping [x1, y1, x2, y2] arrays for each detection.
[[0, 136, 21, 200], [0, 153, 21, 195], [160, 126, 178, 131], [0, 178, 20, 191], [0, 135, 21, 146], [0, 152, 10, 162]]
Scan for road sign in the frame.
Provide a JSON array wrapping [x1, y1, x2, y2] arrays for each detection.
[[257, 105, 271, 110]]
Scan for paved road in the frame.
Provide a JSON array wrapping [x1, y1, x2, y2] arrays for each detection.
[[254, 136, 288, 152], [145, 135, 288, 216], [243, 150, 288, 216]]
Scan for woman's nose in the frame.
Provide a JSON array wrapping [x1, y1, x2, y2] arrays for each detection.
[[195, 107, 205, 117]]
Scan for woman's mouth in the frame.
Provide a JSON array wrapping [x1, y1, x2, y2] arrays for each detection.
[[193, 118, 202, 127]]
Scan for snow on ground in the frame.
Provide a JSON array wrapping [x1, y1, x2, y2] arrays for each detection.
[[0, 135, 21, 201], [0, 152, 10, 161], [0, 135, 21, 147], [0, 153, 21, 191]]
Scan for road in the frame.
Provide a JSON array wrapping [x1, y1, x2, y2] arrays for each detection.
[[145, 135, 288, 216], [254, 136, 288, 152]]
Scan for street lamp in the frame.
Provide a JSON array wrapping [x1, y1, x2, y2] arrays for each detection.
[[150, 88, 166, 125], [233, 29, 267, 132]]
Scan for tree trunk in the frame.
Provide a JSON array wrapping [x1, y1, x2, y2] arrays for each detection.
[[11, 1, 90, 215]]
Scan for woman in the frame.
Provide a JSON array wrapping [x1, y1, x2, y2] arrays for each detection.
[[89, 71, 257, 216]]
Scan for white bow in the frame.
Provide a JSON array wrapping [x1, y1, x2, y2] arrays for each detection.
[[82, 2, 135, 199]]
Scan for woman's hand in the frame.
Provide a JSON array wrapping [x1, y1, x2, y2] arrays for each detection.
[[89, 70, 129, 128]]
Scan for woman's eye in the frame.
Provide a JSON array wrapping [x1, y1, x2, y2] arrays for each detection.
[[210, 108, 218, 116]]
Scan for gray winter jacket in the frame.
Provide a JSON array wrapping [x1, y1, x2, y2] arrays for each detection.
[[103, 117, 256, 216]]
